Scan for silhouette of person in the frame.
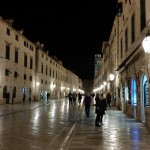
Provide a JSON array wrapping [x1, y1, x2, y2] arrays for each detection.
[[68, 91, 73, 105], [78, 93, 82, 104], [106, 92, 112, 108], [94, 93, 107, 126], [83, 92, 92, 118]]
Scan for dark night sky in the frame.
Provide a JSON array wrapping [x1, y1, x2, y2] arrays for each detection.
[[0, 0, 118, 79]]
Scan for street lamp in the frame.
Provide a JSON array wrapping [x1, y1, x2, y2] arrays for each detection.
[[142, 32, 150, 107], [142, 32, 150, 84], [103, 81, 107, 86], [109, 74, 115, 93], [142, 32, 150, 53], [109, 74, 115, 81]]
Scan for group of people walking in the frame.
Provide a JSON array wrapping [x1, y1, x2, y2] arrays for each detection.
[[68, 91, 82, 105], [67, 91, 113, 127], [83, 91, 112, 127]]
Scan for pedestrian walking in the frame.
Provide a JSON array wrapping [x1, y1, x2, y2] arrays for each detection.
[[6, 91, 10, 104], [78, 92, 82, 104], [72, 92, 77, 105], [83, 92, 92, 118], [12, 87, 16, 104], [68, 91, 73, 105], [106, 92, 112, 108], [47, 92, 50, 100]]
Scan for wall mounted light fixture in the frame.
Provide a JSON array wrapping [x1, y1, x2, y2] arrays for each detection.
[[142, 32, 150, 53]]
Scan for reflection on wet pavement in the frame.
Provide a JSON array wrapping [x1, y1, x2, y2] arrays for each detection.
[[64, 107, 150, 150], [0, 100, 81, 150], [0, 99, 150, 150]]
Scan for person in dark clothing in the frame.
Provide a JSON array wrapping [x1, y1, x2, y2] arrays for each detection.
[[6, 92, 10, 104], [91, 93, 95, 100], [106, 92, 112, 108], [94, 93, 107, 126], [12, 93, 15, 104], [83, 92, 92, 118], [72, 92, 77, 105], [68, 91, 73, 105], [47, 92, 50, 100], [78, 93, 82, 104], [23, 94, 26, 102]]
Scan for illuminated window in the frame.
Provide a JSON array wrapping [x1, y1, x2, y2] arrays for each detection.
[[131, 79, 137, 106]]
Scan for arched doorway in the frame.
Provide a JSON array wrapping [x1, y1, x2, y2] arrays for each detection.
[[141, 74, 149, 123], [131, 78, 137, 119], [3, 85, 7, 98], [3, 85, 7, 104]]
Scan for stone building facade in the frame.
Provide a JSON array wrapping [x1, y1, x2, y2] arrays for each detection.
[[0, 17, 82, 104], [94, 0, 150, 127]]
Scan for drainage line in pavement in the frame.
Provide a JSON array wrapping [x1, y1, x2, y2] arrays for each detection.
[[59, 117, 80, 150]]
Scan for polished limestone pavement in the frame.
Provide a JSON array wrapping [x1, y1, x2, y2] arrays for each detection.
[[0, 99, 150, 150], [64, 107, 150, 150]]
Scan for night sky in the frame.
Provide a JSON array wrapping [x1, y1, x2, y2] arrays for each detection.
[[0, 1, 118, 79]]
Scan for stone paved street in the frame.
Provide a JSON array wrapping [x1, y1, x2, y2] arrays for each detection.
[[64, 107, 150, 150], [0, 99, 150, 150]]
